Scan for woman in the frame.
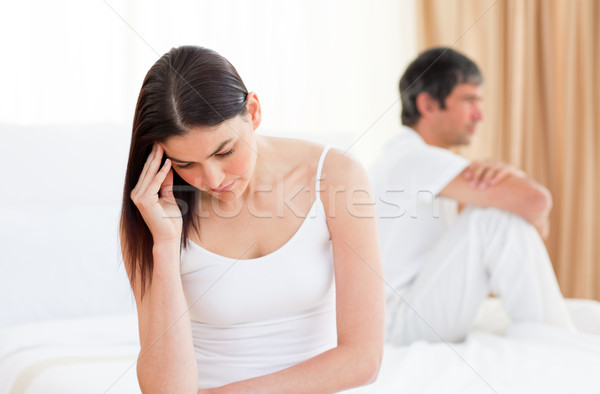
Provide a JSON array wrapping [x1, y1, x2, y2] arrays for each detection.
[[120, 45, 384, 393]]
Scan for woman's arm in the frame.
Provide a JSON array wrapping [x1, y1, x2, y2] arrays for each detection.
[[125, 144, 198, 393], [130, 243, 198, 394], [202, 149, 385, 394]]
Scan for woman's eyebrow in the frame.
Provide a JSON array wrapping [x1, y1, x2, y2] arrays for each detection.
[[165, 139, 233, 163], [165, 155, 194, 164]]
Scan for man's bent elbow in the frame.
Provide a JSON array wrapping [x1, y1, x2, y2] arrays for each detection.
[[519, 186, 552, 227], [532, 186, 553, 215]]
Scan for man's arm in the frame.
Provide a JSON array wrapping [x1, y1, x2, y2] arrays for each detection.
[[440, 160, 552, 238]]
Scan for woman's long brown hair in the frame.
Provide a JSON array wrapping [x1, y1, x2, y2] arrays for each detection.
[[120, 46, 248, 298]]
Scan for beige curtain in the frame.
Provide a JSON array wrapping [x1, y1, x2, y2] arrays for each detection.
[[417, 0, 600, 300]]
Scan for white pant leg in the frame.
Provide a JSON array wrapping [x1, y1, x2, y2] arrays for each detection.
[[386, 206, 575, 346]]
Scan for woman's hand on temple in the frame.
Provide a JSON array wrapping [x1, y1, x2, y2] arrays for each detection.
[[130, 143, 183, 245]]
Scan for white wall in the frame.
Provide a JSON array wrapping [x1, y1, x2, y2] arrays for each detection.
[[0, 0, 417, 166]]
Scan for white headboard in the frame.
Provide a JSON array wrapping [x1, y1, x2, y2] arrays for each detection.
[[0, 123, 135, 327]]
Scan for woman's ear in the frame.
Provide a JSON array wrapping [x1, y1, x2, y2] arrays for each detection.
[[245, 92, 262, 131]]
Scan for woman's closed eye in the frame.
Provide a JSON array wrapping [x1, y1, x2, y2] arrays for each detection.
[[173, 149, 234, 170], [216, 149, 234, 158], [173, 162, 193, 170]]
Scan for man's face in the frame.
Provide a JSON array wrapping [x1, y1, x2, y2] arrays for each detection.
[[432, 83, 483, 148]]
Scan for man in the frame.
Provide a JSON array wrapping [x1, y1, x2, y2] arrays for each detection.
[[370, 47, 575, 345]]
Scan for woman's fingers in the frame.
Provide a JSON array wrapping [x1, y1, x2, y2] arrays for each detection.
[[136, 144, 166, 197], [131, 144, 156, 197], [134, 144, 158, 194], [129, 143, 182, 242], [138, 144, 157, 187], [153, 158, 173, 198], [159, 163, 181, 215], [130, 144, 167, 208]]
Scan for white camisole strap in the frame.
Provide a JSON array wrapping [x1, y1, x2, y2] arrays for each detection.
[[315, 146, 331, 203]]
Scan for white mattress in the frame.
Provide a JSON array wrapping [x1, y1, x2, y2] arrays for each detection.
[[1, 299, 599, 394]]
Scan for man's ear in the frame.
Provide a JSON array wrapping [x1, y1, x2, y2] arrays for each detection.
[[415, 92, 439, 119], [245, 92, 262, 131]]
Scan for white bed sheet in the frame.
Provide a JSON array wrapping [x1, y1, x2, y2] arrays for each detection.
[[1, 299, 600, 394], [0, 315, 140, 394], [351, 324, 600, 393]]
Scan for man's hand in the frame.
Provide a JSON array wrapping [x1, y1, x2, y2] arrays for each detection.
[[463, 159, 526, 189], [442, 159, 553, 239]]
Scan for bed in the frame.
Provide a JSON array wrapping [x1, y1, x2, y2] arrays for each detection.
[[2, 123, 599, 393], [1, 299, 600, 394]]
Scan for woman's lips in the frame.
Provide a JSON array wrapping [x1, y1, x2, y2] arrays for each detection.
[[211, 181, 235, 193]]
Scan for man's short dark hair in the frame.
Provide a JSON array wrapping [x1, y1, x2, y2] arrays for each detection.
[[400, 47, 483, 126]]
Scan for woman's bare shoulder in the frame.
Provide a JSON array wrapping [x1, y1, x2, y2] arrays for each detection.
[[264, 135, 324, 155], [259, 135, 326, 171], [260, 137, 366, 184], [321, 149, 366, 182]]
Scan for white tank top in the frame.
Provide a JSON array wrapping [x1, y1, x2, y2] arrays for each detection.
[[180, 146, 336, 389]]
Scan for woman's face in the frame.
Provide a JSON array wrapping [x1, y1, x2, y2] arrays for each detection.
[[161, 114, 258, 204]]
